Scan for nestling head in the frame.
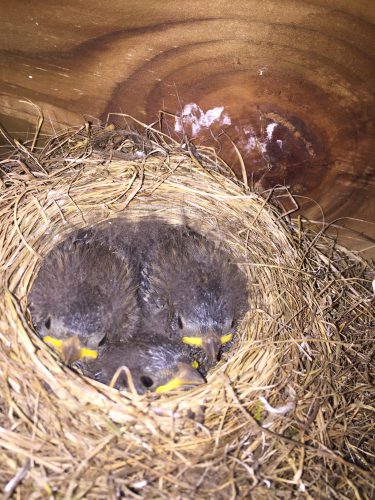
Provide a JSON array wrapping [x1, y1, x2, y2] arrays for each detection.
[[85, 337, 205, 394]]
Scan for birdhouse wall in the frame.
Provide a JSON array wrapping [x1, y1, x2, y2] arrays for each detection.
[[1, 0, 374, 256]]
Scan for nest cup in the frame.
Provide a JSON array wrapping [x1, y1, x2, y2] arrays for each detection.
[[0, 121, 374, 498]]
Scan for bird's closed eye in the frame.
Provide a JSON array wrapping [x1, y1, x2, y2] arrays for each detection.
[[140, 375, 154, 388], [44, 317, 51, 330], [98, 334, 107, 347], [177, 316, 184, 329]]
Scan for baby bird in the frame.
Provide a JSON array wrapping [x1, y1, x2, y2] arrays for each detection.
[[140, 222, 248, 368], [81, 335, 204, 394], [28, 235, 139, 363]]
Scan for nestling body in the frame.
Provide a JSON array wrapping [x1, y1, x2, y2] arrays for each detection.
[[139, 221, 248, 369], [81, 335, 204, 394], [28, 236, 140, 363]]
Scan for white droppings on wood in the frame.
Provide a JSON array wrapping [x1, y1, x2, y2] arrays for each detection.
[[174, 103, 231, 137]]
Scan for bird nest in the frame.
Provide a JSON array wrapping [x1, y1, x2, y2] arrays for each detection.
[[0, 119, 374, 498]]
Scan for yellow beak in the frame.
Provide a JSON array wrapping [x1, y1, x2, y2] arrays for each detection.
[[221, 333, 233, 345], [43, 335, 98, 363], [156, 362, 204, 393], [182, 336, 203, 347], [182, 332, 233, 363]]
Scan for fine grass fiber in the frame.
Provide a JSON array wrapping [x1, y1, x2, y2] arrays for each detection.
[[0, 119, 374, 498]]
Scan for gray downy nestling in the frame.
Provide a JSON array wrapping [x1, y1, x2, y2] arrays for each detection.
[[139, 221, 248, 369], [28, 235, 140, 363], [81, 335, 204, 394]]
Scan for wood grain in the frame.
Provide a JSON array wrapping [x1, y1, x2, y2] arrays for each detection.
[[1, 0, 374, 256]]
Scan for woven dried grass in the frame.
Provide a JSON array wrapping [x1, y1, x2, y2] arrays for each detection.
[[0, 119, 374, 499]]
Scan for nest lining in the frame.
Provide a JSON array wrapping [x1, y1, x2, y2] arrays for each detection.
[[0, 122, 374, 498]]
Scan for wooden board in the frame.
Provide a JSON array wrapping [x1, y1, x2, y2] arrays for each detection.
[[1, 0, 374, 257]]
